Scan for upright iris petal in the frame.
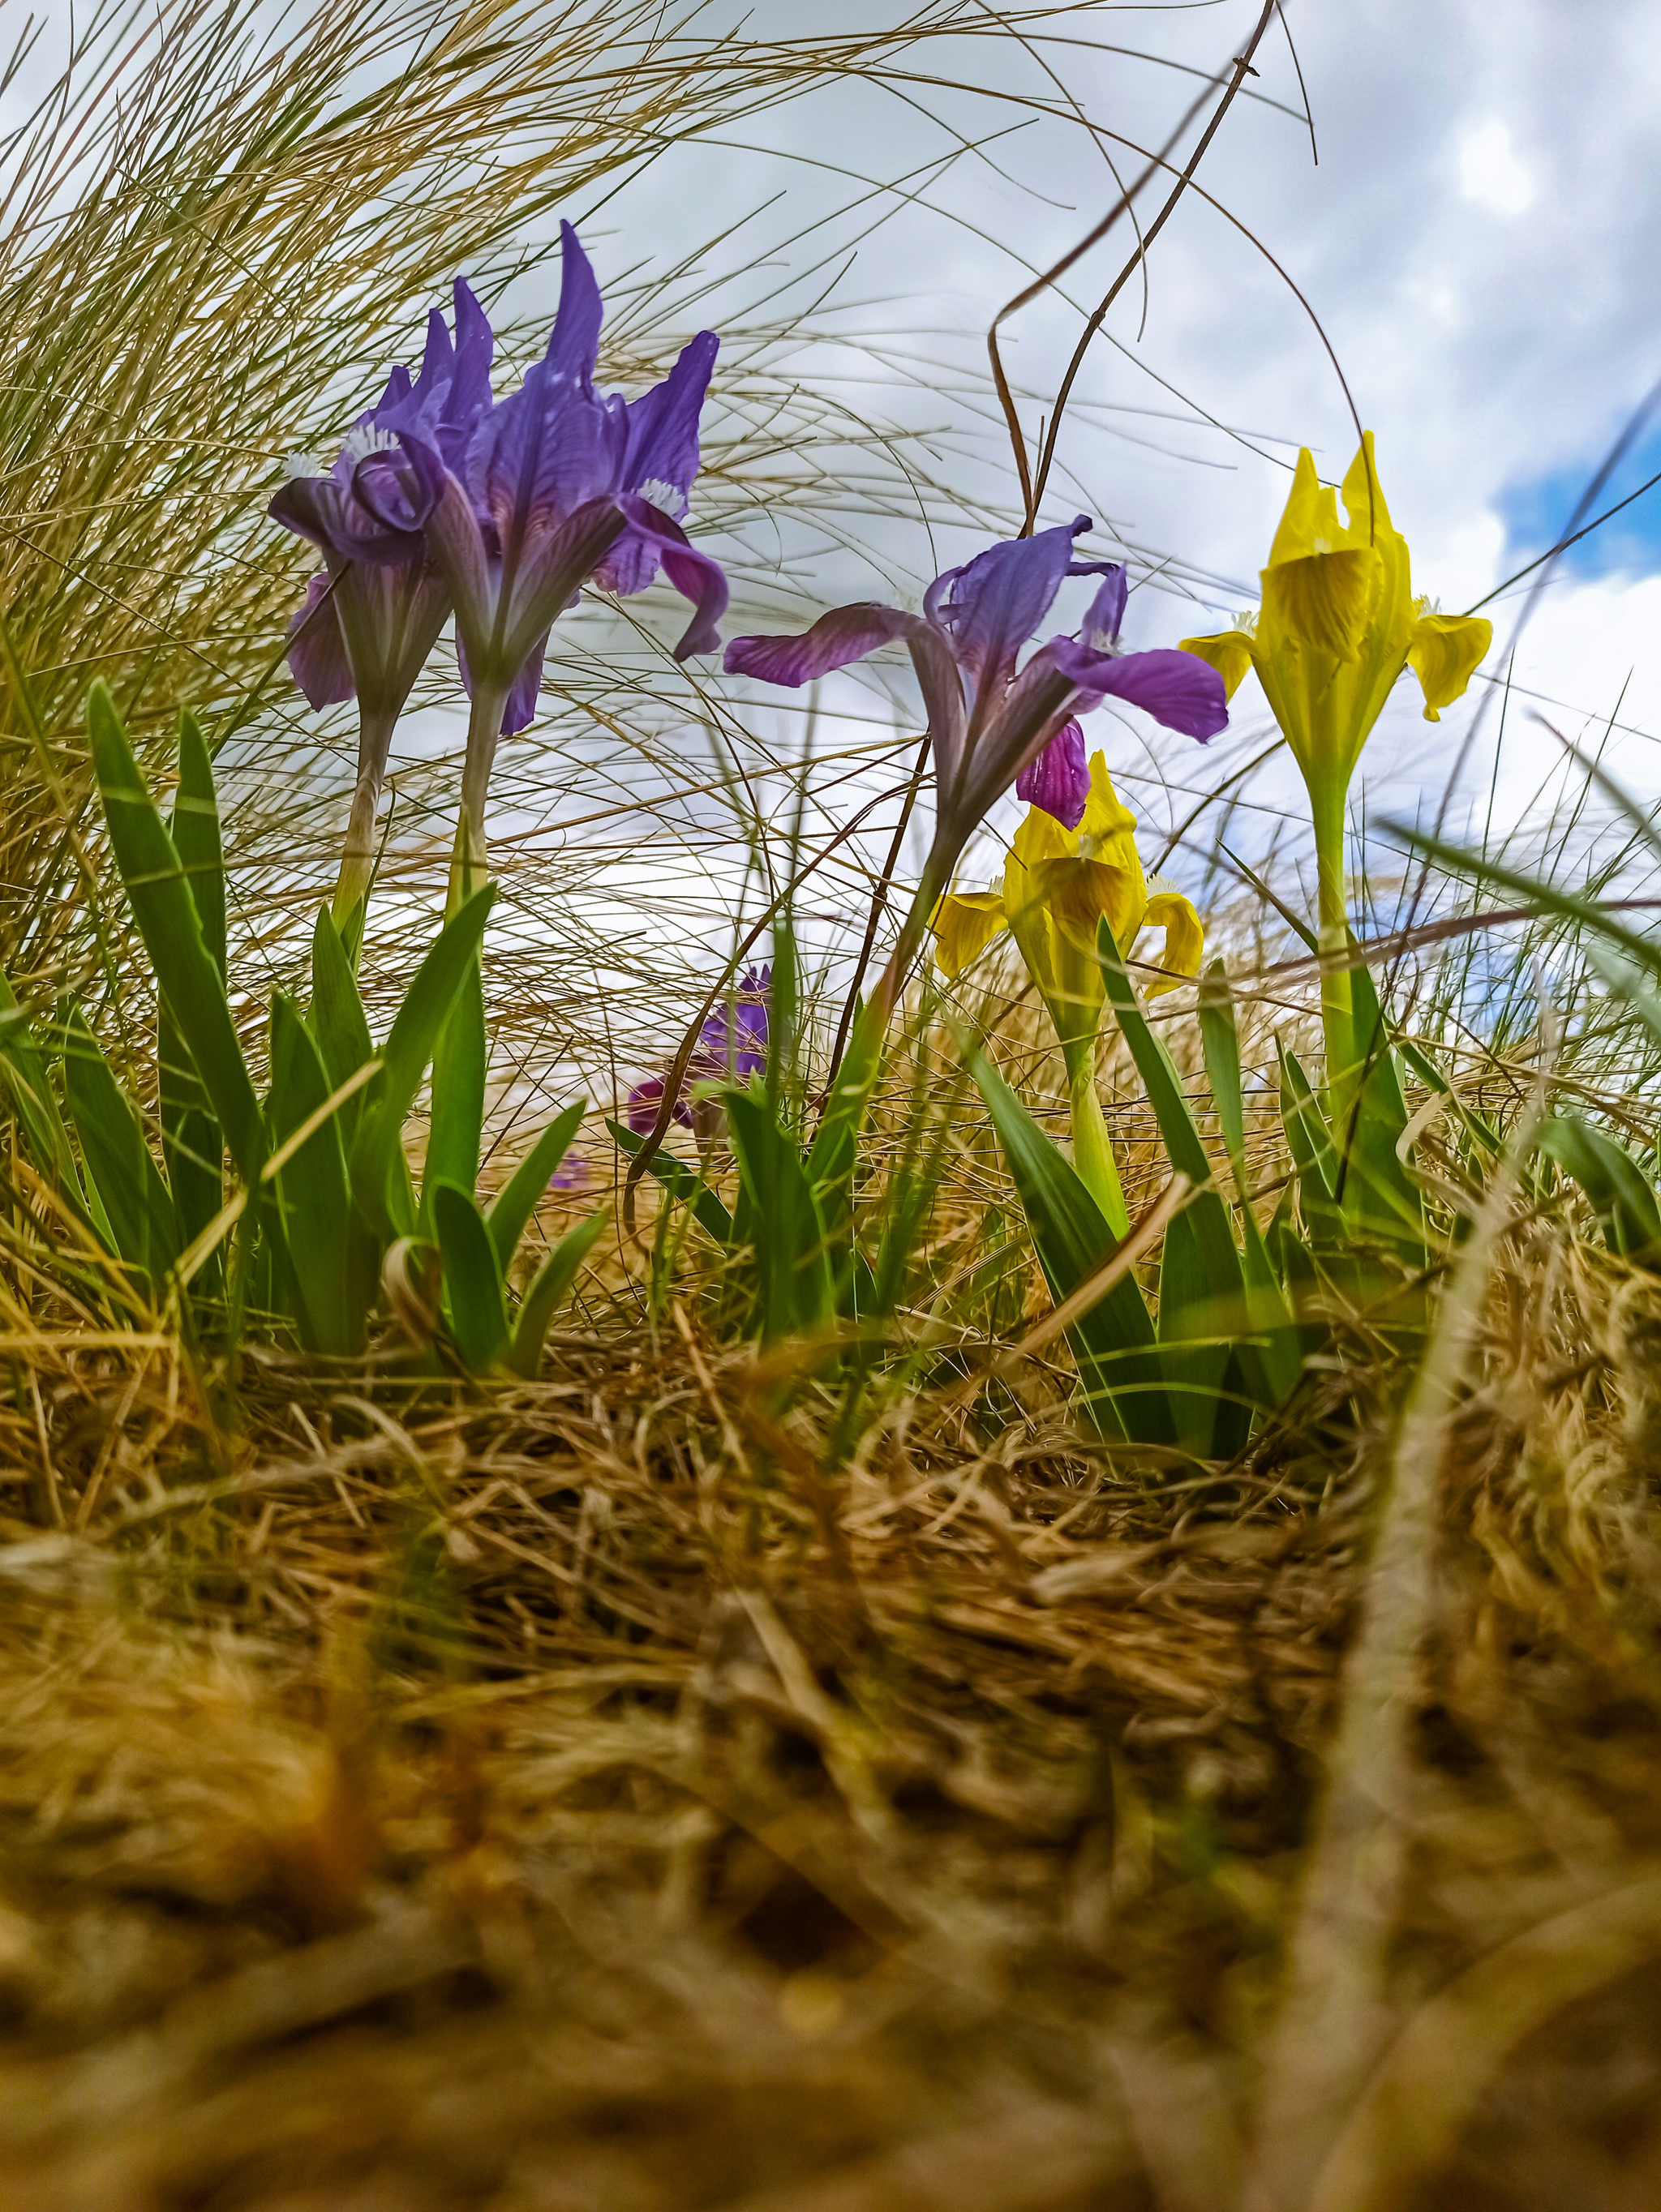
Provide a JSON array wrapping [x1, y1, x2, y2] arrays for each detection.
[[1178, 433, 1492, 1112]]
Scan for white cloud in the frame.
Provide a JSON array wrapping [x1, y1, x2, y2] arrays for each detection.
[[1457, 119, 1535, 216]]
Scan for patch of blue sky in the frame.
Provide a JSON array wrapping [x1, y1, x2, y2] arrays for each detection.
[[1497, 420, 1661, 584]]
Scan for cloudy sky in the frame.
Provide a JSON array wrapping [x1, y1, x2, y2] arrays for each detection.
[[22, 0, 1655, 972], [578, 0, 1661, 886]]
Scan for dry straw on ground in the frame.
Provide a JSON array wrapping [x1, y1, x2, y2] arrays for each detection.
[[3, 1185, 1661, 2210], [4, 2, 1661, 2206]]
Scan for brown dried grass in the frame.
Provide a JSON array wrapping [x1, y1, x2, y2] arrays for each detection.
[[2, 1139, 1661, 2209]]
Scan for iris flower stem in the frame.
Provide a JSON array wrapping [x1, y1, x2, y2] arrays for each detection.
[[1066, 1049, 1131, 1237], [448, 677, 512, 916], [868, 844, 952, 1030], [331, 704, 398, 957], [1311, 774, 1355, 1126]]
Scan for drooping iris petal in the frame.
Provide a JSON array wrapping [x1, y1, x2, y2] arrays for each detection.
[[1177, 628, 1255, 698], [270, 462, 424, 567], [1015, 718, 1090, 829], [1406, 609, 1493, 719], [1045, 637, 1229, 742], [929, 889, 1008, 980], [923, 517, 1089, 697], [606, 496, 729, 659], [1140, 882, 1205, 994], [627, 1074, 691, 1134], [286, 574, 354, 707], [725, 602, 934, 686]]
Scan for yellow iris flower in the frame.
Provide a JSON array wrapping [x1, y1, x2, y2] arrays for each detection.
[[932, 752, 1202, 1231], [1178, 433, 1491, 1102]]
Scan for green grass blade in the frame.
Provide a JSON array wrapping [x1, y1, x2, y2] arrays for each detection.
[[431, 1179, 510, 1372], [487, 1101, 586, 1272], [0, 973, 95, 1232], [347, 887, 493, 1239], [1098, 921, 1268, 1415], [61, 1005, 178, 1283], [309, 907, 376, 1157], [88, 682, 265, 1187], [964, 1042, 1170, 1446], [506, 1212, 607, 1380], [1337, 957, 1425, 1258], [1198, 960, 1249, 1197], [1539, 1115, 1661, 1267], [1384, 821, 1661, 980], [805, 993, 885, 1211], [608, 1119, 734, 1245], [424, 958, 487, 1215], [723, 1087, 835, 1340], [268, 992, 358, 1353], [171, 709, 225, 980]]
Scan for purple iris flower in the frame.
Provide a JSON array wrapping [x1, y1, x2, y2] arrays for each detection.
[[725, 523, 1224, 842], [269, 281, 496, 932], [367, 222, 728, 904], [627, 965, 770, 1134], [723, 526, 1224, 1021]]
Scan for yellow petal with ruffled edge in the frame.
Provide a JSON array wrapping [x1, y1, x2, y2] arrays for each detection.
[[1137, 880, 1204, 997], [1260, 545, 1376, 660], [1406, 609, 1493, 720], [930, 888, 1009, 980], [1177, 629, 1255, 699], [1031, 855, 1142, 955]]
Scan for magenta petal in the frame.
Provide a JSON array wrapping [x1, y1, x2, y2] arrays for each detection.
[[1050, 639, 1229, 742], [626, 1074, 691, 1134], [724, 601, 929, 686], [1077, 566, 1127, 647], [286, 574, 354, 707], [1015, 719, 1089, 829]]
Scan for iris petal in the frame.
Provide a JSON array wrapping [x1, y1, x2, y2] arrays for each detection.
[[1015, 719, 1090, 829], [930, 889, 1008, 980], [1406, 610, 1492, 719], [285, 574, 354, 708], [1177, 628, 1255, 700]]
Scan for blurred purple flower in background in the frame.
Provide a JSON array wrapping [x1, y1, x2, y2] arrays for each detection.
[[627, 965, 770, 1135]]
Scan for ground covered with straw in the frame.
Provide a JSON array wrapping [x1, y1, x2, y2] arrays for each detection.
[[5, 2, 1661, 2206], [3, 1207, 1661, 2211]]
